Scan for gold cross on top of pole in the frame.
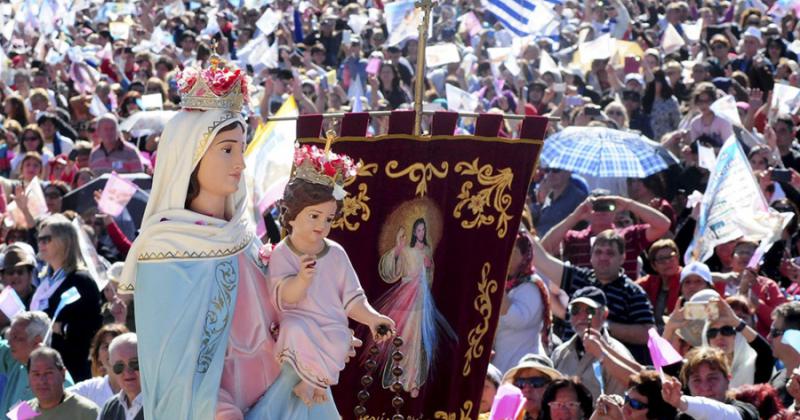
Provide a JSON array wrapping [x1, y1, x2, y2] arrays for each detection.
[[413, 0, 434, 136]]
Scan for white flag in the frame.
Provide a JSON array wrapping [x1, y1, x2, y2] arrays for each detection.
[[710, 95, 742, 128], [445, 83, 478, 112], [0, 287, 25, 320], [256, 8, 282, 36], [539, 50, 559, 75], [661, 24, 685, 55], [89, 94, 110, 117], [425, 43, 461, 68], [686, 136, 793, 262]]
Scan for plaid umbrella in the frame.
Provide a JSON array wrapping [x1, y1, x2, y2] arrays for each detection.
[[541, 127, 678, 178]]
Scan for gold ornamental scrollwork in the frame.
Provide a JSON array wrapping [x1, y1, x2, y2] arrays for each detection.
[[385, 161, 449, 197], [333, 161, 378, 231], [453, 158, 514, 238], [463, 263, 497, 377], [433, 401, 474, 420]]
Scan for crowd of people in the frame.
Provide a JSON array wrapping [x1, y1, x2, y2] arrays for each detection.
[[0, 0, 800, 417]]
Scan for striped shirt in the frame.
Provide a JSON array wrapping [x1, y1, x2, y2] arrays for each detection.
[[561, 224, 651, 279], [561, 265, 655, 326]]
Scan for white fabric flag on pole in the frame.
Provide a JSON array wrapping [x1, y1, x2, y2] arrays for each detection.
[[661, 24, 685, 55], [347, 14, 369, 34], [771, 82, 800, 115], [710, 95, 743, 128], [579, 34, 616, 66], [445, 83, 479, 112], [385, 0, 423, 46], [72, 217, 111, 293], [682, 20, 703, 43], [245, 97, 298, 236], [256, 8, 281, 36], [0, 287, 25, 320], [539, 50, 559, 74], [44, 287, 81, 345], [685, 135, 793, 263]]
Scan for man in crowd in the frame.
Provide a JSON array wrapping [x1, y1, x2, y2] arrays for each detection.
[[0, 312, 71, 414], [100, 333, 142, 420], [27, 347, 98, 419], [769, 301, 800, 408], [541, 192, 671, 279], [533, 167, 587, 236], [550, 286, 637, 398], [88, 113, 146, 175], [533, 229, 656, 356]]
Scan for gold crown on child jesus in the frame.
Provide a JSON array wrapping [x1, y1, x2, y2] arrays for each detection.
[[293, 145, 360, 200], [176, 55, 249, 113]]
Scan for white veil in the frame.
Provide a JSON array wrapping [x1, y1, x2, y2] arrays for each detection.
[[701, 321, 757, 388], [117, 109, 251, 293]]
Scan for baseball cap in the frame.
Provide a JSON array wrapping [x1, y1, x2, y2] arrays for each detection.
[[680, 261, 713, 286], [742, 26, 762, 42], [624, 73, 645, 87], [569, 286, 607, 309]]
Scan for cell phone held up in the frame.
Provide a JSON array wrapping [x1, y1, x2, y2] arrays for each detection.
[[684, 301, 719, 320], [592, 199, 616, 213], [771, 168, 792, 183]]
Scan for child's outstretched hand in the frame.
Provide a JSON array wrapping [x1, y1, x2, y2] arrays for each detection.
[[369, 315, 397, 343]]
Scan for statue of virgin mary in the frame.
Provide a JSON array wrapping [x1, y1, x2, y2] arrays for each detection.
[[117, 58, 280, 420]]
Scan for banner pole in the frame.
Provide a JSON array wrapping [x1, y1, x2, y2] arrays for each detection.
[[413, 0, 434, 136]]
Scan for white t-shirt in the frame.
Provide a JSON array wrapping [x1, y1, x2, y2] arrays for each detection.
[[493, 281, 545, 374], [67, 375, 115, 409]]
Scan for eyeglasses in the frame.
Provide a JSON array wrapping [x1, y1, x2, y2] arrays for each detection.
[[569, 304, 596, 316], [712, 44, 728, 50], [625, 394, 648, 410], [770, 327, 785, 338], [22, 136, 39, 142], [112, 359, 139, 375], [548, 401, 580, 411], [36, 235, 52, 244], [652, 251, 677, 263], [733, 248, 756, 257], [706, 325, 737, 339], [514, 376, 551, 389]]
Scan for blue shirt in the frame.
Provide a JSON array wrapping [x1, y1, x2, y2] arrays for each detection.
[[534, 182, 588, 235]]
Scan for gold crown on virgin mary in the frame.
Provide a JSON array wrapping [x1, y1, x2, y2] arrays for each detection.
[[176, 56, 249, 112], [293, 145, 360, 200]]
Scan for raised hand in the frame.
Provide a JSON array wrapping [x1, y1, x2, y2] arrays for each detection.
[[297, 255, 317, 283]]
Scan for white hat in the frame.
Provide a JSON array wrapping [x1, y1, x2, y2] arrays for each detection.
[[680, 261, 713, 286], [742, 26, 762, 42], [502, 353, 563, 384], [624, 73, 645, 86]]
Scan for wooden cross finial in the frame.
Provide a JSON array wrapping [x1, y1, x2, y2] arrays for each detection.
[[324, 129, 336, 155]]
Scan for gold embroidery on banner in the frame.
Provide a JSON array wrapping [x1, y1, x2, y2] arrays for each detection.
[[433, 401, 475, 420], [138, 232, 254, 261], [333, 161, 378, 231], [463, 263, 497, 377], [385, 161, 449, 197], [453, 158, 514, 238]]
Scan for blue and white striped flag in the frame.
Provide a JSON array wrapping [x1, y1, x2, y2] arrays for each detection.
[[483, 0, 560, 37]]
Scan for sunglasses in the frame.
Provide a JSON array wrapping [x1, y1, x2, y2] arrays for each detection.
[[22, 136, 39, 141], [514, 376, 551, 389], [770, 327, 785, 338], [625, 394, 648, 410], [3, 268, 28, 276], [36, 235, 52, 244], [569, 304, 596, 316], [706, 325, 736, 339], [112, 359, 140, 375]]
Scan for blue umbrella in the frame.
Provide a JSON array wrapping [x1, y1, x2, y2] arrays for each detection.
[[541, 127, 678, 178]]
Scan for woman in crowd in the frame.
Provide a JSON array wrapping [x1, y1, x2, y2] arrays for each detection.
[[642, 70, 681, 141], [10, 125, 52, 177], [591, 370, 677, 420], [540, 377, 594, 420], [31, 213, 103, 381]]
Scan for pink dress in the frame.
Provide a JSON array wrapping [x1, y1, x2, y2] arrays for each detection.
[[215, 246, 280, 420], [268, 238, 366, 389]]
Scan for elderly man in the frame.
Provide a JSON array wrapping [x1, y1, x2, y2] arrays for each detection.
[[550, 286, 637, 399], [88, 113, 145, 174], [0, 311, 74, 414], [26, 347, 98, 419], [100, 333, 142, 420]]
